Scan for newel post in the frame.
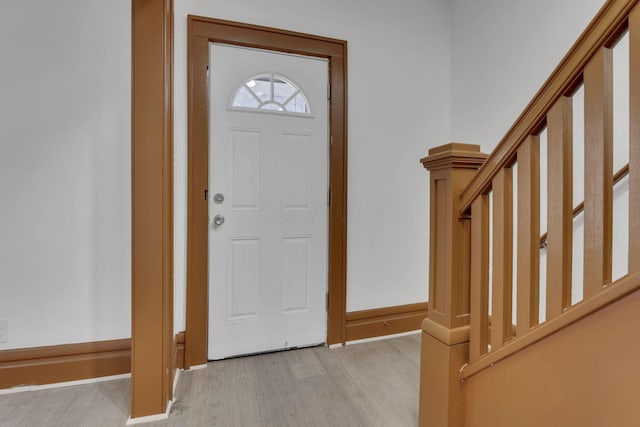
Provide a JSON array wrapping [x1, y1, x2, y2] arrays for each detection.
[[419, 143, 487, 427]]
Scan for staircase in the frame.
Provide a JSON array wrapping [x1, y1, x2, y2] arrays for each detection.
[[418, 0, 640, 425]]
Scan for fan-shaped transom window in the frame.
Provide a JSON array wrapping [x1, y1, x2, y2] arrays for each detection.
[[230, 74, 311, 115]]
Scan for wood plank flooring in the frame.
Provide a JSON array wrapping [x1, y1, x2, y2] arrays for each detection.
[[0, 333, 421, 426]]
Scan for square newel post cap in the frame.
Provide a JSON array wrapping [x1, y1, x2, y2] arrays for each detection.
[[421, 142, 488, 172]]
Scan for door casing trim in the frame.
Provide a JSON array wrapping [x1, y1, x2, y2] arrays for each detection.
[[186, 16, 348, 366]]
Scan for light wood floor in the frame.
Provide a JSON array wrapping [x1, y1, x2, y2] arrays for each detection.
[[0, 333, 420, 426]]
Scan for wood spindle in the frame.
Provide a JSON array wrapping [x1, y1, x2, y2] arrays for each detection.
[[491, 168, 513, 350], [630, 7, 640, 273], [584, 47, 613, 297], [470, 195, 490, 362], [517, 136, 540, 337], [546, 96, 573, 320]]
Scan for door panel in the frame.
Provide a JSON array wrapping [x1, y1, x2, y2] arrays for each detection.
[[229, 130, 261, 210], [281, 132, 312, 209], [282, 236, 311, 313], [228, 238, 261, 320]]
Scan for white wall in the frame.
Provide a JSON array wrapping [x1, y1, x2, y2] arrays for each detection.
[[2, 0, 619, 352], [0, 1, 131, 349], [173, 0, 453, 326], [451, 0, 606, 151]]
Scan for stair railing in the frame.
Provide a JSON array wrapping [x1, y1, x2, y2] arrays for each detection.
[[419, 0, 640, 426]]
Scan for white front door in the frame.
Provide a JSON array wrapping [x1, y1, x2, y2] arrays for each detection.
[[208, 44, 329, 360]]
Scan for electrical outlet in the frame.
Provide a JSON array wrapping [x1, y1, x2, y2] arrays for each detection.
[[0, 319, 7, 343]]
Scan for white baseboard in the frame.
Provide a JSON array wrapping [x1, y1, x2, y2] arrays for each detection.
[[187, 363, 208, 371], [345, 330, 421, 346], [328, 343, 343, 349], [173, 369, 181, 395], [0, 373, 131, 396], [126, 399, 173, 425]]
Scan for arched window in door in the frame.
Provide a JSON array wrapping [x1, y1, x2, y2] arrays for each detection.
[[230, 73, 311, 115]]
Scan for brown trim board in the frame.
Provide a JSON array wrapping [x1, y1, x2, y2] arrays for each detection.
[[0, 339, 130, 390], [131, 0, 174, 419], [345, 303, 428, 342], [174, 331, 186, 371], [186, 16, 348, 366], [0, 332, 187, 391]]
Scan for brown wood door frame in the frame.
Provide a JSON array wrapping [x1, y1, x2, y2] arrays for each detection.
[[186, 16, 348, 366]]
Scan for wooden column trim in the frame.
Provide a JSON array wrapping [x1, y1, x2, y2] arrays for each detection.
[[131, 0, 174, 419], [185, 30, 210, 369], [421, 143, 487, 330], [419, 143, 487, 427]]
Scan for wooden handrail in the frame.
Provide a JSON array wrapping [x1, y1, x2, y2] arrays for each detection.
[[539, 163, 629, 248], [458, 0, 638, 216]]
